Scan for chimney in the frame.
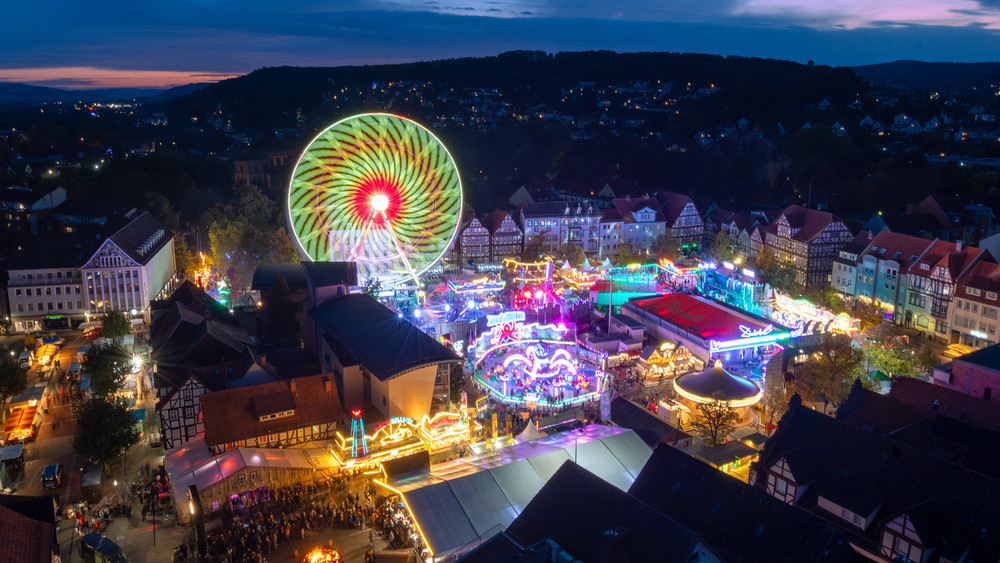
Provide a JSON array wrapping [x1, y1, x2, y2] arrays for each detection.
[[956, 240, 963, 252], [931, 399, 940, 412], [324, 377, 332, 393], [259, 354, 266, 368], [289, 379, 296, 392]]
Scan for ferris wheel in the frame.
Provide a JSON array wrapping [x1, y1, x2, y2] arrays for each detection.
[[287, 113, 463, 284]]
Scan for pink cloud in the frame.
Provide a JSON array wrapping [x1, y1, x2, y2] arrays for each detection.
[[0, 67, 240, 89]]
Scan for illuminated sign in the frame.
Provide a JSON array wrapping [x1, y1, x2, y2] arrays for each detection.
[[742, 268, 755, 278], [971, 330, 988, 339], [739, 324, 773, 338], [487, 311, 526, 327], [709, 326, 796, 353]]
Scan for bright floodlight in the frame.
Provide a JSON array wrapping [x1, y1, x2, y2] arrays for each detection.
[[370, 193, 389, 212]]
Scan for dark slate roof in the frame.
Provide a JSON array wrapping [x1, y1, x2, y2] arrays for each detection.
[[952, 340, 1000, 371], [888, 376, 1000, 433], [310, 294, 460, 382], [629, 445, 862, 563], [200, 373, 344, 447], [609, 397, 690, 448], [6, 238, 101, 269], [152, 281, 232, 323], [505, 461, 707, 563], [753, 397, 1000, 561], [251, 263, 307, 290], [301, 261, 358, 288], [457, 533, 544, 563], [520, 201, 599, 218], [0, 495, 56, 563], [107, 211, 173, 266]]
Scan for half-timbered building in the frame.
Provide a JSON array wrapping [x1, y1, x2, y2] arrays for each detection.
[[200, 374, 344, 454], [658, 191, 704, 255], [762, 205, 852, 287], [900, 239, 989, 340], [459, 216, 490, 264], [750, 394, 1000, 562], [486, 209, 523, 261]]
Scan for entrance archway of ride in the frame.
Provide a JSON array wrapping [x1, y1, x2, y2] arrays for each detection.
[[475, 339, 604, 407]]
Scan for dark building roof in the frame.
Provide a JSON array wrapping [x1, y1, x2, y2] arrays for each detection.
[[753, 396, 1000, 561], [776, 205, 846, 243], [505, 461, 709, 563], [608, 397, 690, 448], [0, 495, 56, 563], [674, 363, 761, 402], [106, 211, 173, 266], [694, 440, 759, 467], [6, 238, 102, 269], [150, 302, 254, 387], [310, 294, 460, 382], [950, 340, 1000, 370], [520, 201, 598, 218], [629, 445, 862, 563], [152, 281, 233, 324], [301, 261, 358, 288], [888, 376, 1000, 433], [200, 373, 344, 447], [251, 263, 307, 290]]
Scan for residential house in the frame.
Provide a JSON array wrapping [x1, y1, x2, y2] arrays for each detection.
[[486, 209, 523, 261], [458, 215, 490, 264], [6, 240, 96, 332], [763, 205, 852, 287], [199, 373, 344, 454], [853, 231, 934, 322], [599, 194, 666, 258], [750, 394, 1000, 562], [657, 191, 704, 255], [951, 261, 1000, 348], [520, 201, 601, 256], [933, 342, 1000, 403], [831, 231, 873, 300], [901, 240, 989, 340]]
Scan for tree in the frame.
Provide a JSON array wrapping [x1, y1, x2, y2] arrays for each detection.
[[521, 240, 546, 262], [652, 232, 681, 261], [756, 248, 797, 291], [0, 355, 28, 408], [101, 311, 131, 340], [265, 274, 297, 342], [362, 275, 383, 299], [691, 391, 741, 446], [710, 231, 735, 262], [863, 323, 919, 378], [614, 242, 646, 266], [554, 243, 585, 267], [755, 383, 788, 436], [790, 333, 870, 411], [73, 397, 141, 472], [83, 342, 132, 398], [173, 233, 196, 278]]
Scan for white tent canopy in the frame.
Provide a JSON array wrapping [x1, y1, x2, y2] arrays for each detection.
[[515, 420, 544, 444]]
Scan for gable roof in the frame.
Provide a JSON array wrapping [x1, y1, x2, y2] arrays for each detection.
[[888, 376, 1000, 433], [610, 195, 665, 223], [506, 461, 707, 563], [629, 445, 862, 563], [909, 239, 988, 279], [656, 191, 699, 225], [485, 209, 518, 233], [0, 495, 55, 563], [105, 211, 173, 266], [755, 397, 1000, 561], [861, 231, 935, 272], [775, 205, 845, 242], [310, 294, 460, 382], [957, 261, 1000, 301], [200, 373, 344, 447]]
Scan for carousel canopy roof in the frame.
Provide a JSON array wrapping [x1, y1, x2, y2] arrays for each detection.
[[674, 363, 761, 404]]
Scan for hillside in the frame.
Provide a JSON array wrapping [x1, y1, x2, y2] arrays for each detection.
[[852, 60, 1000, 93]]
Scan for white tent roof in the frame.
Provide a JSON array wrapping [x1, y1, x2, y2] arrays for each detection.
[[601, 257, 612, 268], [387, 425, 651, 558], [561, 260, 571, 270], [581, 258, 593, 271], [515, 419, 544, 444]]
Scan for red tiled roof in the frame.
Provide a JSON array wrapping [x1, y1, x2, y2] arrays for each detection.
[[485, 209, 514, 233], [611, 196, 665, 223], [777, 205, 844, 242], [888, 377, 1000, 433], [862, 231, 935, 273], [958, 262, 1000, 303], [200, 373, 344, 447], [0, 504, 52, 562], [909, 240, 987, 279], [657, 191, 696, 224]]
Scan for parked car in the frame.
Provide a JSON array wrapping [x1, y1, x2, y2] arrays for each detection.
[[41, 463, 62, 489]]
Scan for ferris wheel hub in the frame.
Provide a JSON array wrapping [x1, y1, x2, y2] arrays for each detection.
[[370, 193, 389, 213]]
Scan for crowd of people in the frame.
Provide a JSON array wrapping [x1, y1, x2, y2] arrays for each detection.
[[130, 463, 171, 521]]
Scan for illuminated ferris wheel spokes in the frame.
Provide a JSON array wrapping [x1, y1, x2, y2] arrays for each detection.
[[289, 113, 463, 284]]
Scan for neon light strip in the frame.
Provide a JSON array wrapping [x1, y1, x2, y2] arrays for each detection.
[[708, 331, 791, 352], [374, 479, 435, 556]]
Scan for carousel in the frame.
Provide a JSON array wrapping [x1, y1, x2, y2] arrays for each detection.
[[673, 360, 762, 421]]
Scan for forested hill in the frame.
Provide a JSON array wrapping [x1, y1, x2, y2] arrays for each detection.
[[852, 60, 1000, 94], [164, 51, 865, 131]]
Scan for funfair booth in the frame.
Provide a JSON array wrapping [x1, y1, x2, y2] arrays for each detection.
[[621, 293, 798, 367], [471, 311, 607, 408]]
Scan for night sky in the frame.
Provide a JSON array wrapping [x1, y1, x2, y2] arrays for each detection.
[[3, 0, 999, 89]]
